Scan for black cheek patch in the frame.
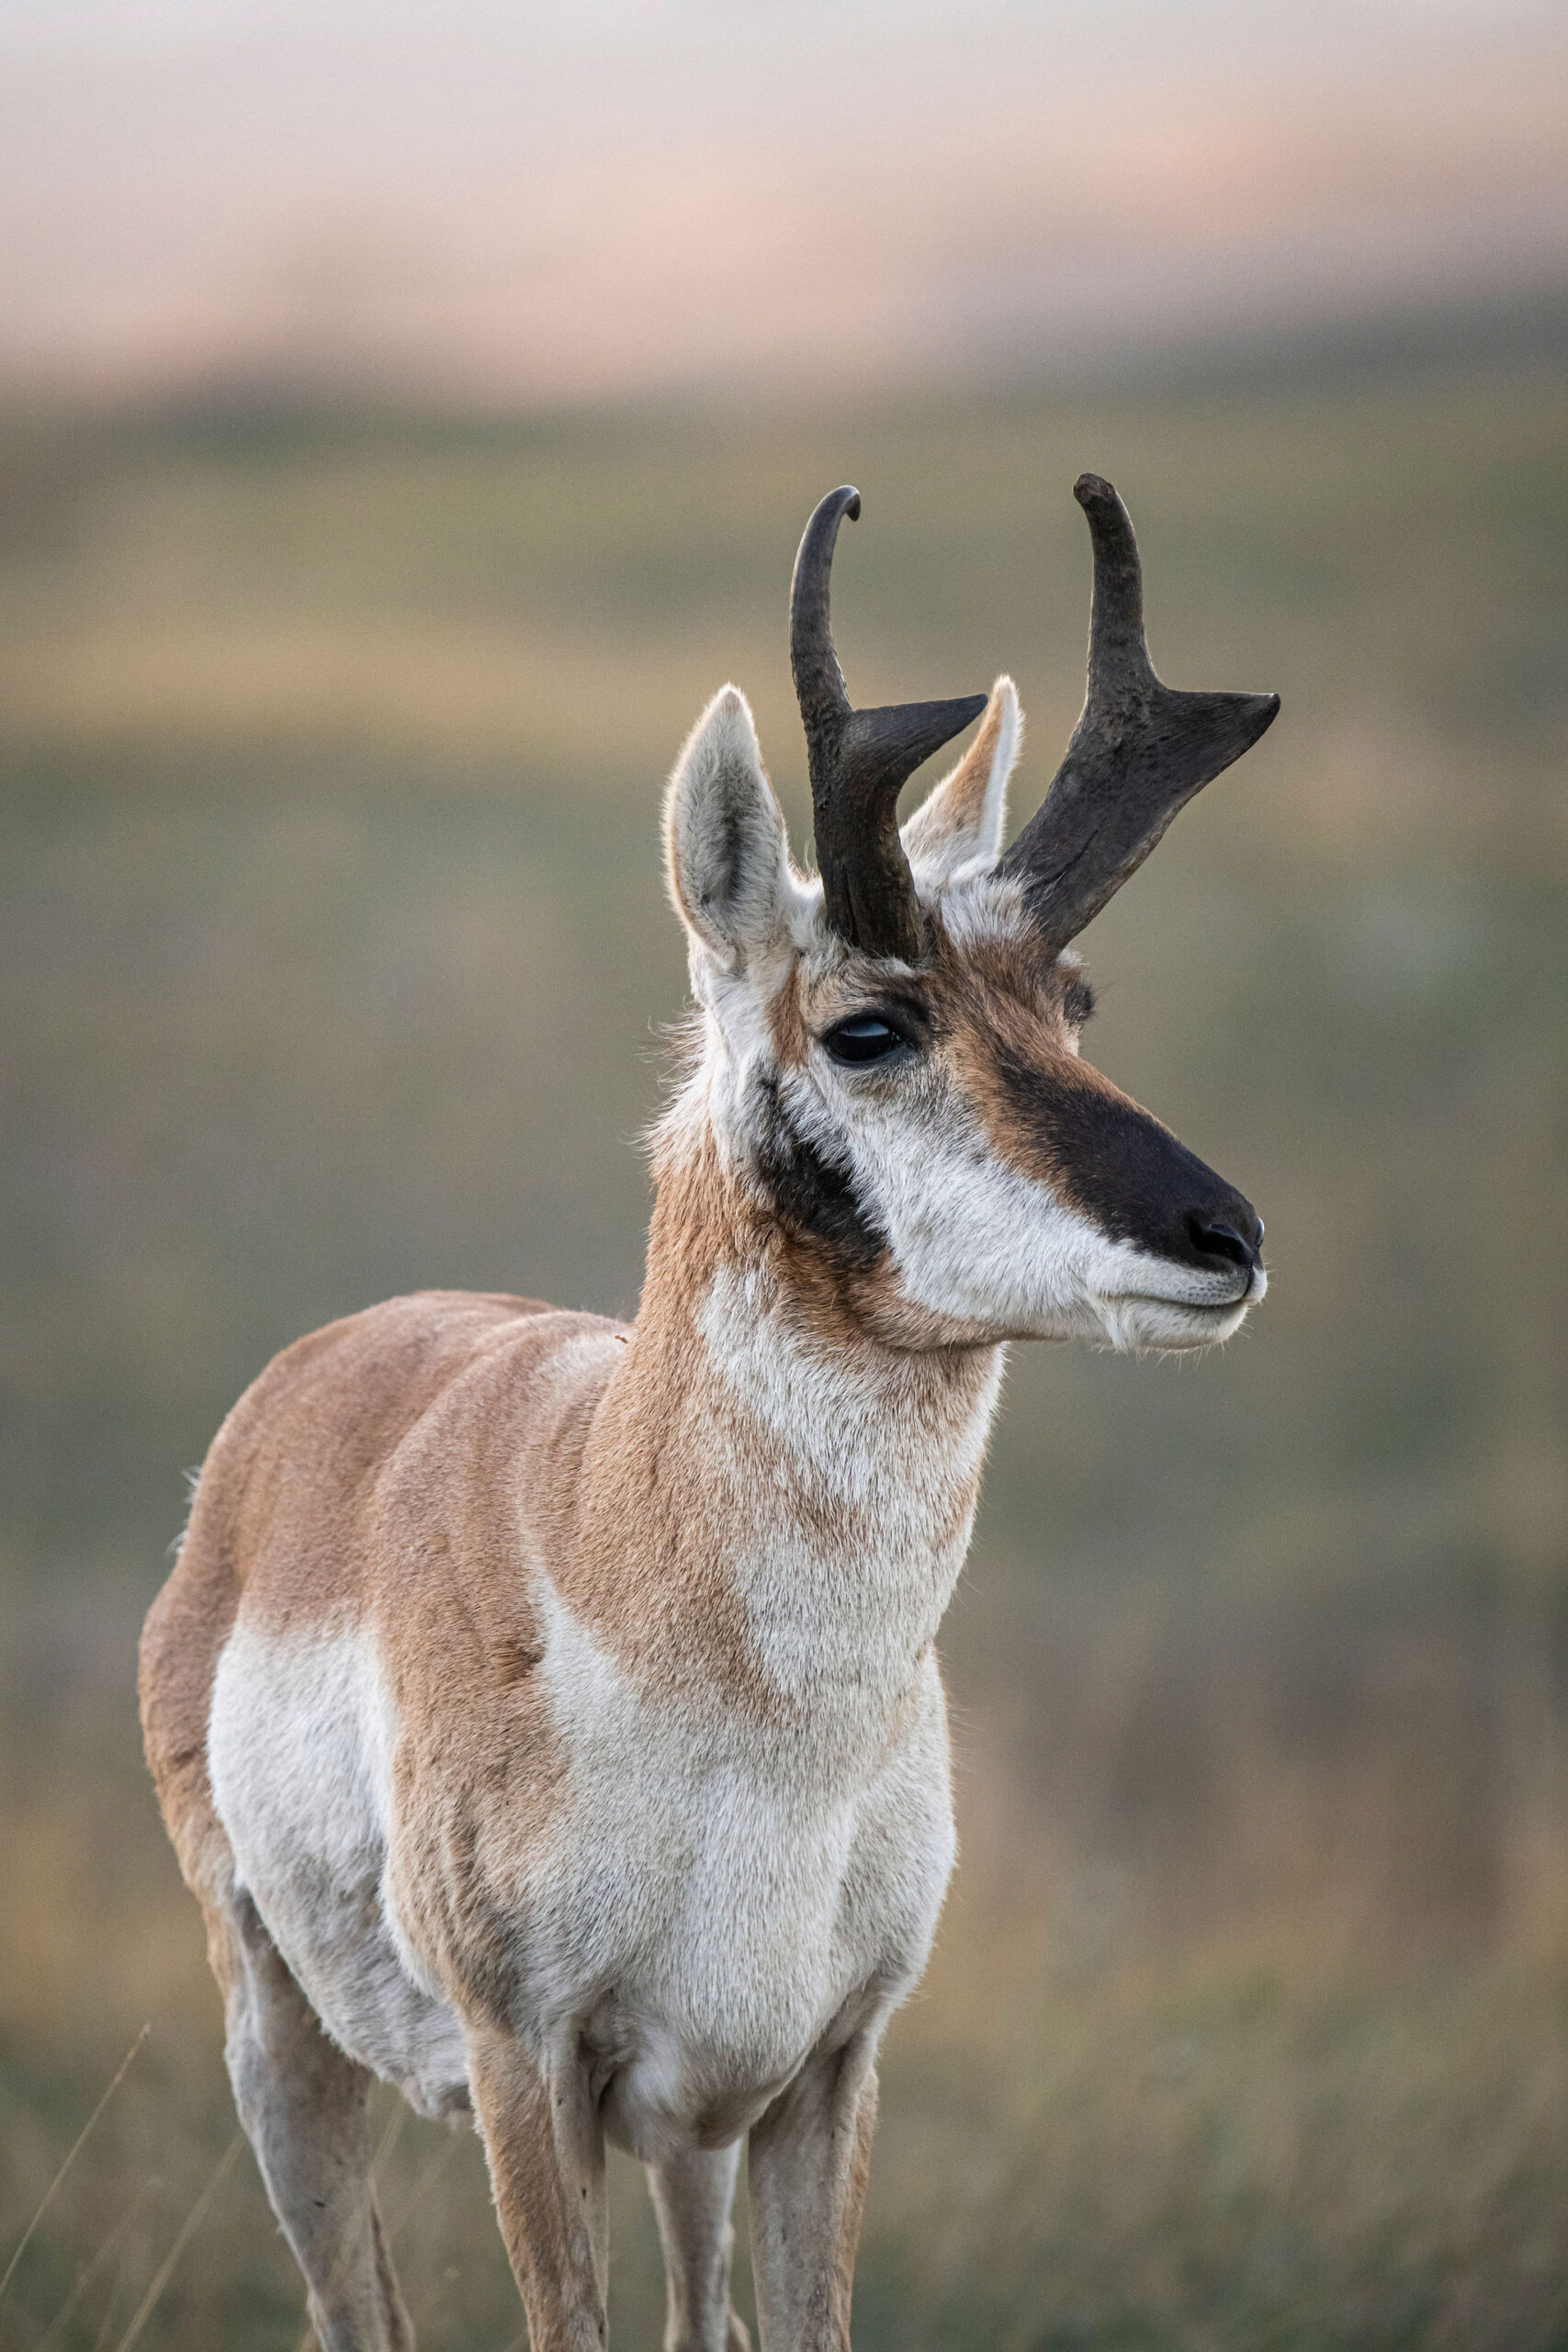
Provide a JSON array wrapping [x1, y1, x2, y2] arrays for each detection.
[[988, 1041, 1227, 1260], [753, 1075, 887, 1270]]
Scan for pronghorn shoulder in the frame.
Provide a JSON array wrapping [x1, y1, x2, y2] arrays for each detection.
[[179, 1290, 622, 1648]]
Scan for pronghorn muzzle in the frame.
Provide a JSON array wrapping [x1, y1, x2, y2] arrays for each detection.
[[988, 1038, 1264, 1296], [1081, 1101, 1264, 1295]]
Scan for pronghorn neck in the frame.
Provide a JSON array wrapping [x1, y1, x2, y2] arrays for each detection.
[[620, 1119, 1005, 1722]]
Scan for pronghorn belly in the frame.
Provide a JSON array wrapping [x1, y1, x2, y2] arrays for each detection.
[[208, 1618, 470, 2120]]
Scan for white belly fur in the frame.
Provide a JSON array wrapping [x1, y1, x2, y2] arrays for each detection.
[[208, 1618, 472, 2118], [207, 1603, 955, 2154]]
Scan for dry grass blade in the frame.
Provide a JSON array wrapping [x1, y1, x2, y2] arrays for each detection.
[[369, 2103, 408, 2188], [383, 2131, 462, 2245], [0, 2027, 151, 2311], [110, 2134, 243, 2352], [89, 2255, 130, 2352], [34, 2178, 161, 2352]]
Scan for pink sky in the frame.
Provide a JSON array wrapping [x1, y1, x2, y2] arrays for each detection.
[[3, 0, 1565, 401]]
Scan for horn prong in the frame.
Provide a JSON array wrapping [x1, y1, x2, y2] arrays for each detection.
[[790, 488, 985, 961], [1000, 475, 1279, 954]]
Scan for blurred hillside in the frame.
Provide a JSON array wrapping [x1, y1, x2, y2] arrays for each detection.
[[1, 339, 1566, 2349]]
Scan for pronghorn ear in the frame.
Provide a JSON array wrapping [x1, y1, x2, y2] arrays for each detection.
[[901, 676, 1021, 881], [664, 685, 793, 970]]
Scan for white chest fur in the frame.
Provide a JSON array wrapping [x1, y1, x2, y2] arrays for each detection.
[[530, 1574, 958, 2156], [695, 1265, 1001, 1705], [209, 1600, 956, 2154]]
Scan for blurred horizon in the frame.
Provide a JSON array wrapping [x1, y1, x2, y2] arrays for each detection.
[[4, 0, 1566, 407]]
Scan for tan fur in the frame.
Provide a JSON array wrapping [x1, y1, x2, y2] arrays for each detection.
[[765, 962, 810, 1069], [931, 928, 1139, 1193], [144, 1295, 572, 1907], [468, 2025, 607, 2352]]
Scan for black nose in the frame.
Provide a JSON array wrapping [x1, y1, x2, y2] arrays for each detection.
[[1183, 1209, 1264, 1276]]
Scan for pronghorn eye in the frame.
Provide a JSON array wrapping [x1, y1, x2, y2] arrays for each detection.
[[823, 1015, 908, 1067]]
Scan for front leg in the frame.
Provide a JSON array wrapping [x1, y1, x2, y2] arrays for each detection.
[[747, 2030, 880, 2352], [467, 2024, 608, 2352], [647, 2144, 750, 2352]]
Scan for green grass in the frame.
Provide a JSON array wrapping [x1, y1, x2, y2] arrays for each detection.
[[1, 353, 1565, 2346]]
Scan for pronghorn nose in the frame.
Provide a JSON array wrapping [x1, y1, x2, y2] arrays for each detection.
[[1183, 1209, 1264, 1275]]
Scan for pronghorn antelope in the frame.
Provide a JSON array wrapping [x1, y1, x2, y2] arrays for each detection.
[[141, 475, 1276, 2352]]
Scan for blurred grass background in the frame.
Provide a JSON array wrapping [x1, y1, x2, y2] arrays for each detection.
[[1, 334, 1566, 2350]]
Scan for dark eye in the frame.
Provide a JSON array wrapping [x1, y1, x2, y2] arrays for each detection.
[[823, 1016, 907, 1067]]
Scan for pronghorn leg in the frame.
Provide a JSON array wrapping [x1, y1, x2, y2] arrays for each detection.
[[646, 2145, 750, 2352], [220, 1892, 413, 2352], [466, 2025, 608, 2352], [746, 2032, 880, 2352]]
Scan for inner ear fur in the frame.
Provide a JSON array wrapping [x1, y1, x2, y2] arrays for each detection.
[[664, 684, 794, 969], [902, 676, 1021, 880]]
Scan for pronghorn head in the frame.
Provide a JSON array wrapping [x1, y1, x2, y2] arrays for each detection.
[[663, 477, 1279, 1354]]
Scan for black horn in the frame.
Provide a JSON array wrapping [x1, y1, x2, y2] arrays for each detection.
[[791, 486, 987, 962], [999, 474, 1279, 956]]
